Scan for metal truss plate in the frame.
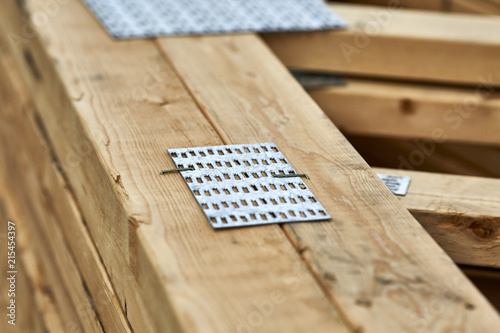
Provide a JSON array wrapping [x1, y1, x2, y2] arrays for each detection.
[[377, 173, 411, 196], [168, 143, 331, 229], [81, 0, 347, 39]]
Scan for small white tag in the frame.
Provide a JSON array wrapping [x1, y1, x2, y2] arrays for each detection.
[[377, 174, 411, 196]]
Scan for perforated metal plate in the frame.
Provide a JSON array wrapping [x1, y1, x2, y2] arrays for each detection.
[[377, 173, 411, 196], [81, 0, 347, 39], [168, 143, 331, 229]]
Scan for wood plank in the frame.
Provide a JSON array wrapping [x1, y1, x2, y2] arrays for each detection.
[[308, 79, 500, 145], [0, 33, 83, 333], [333, 0, 443, 11], [449, 0, 500, 14], [0, 263, 44, 333], [0, 185, 82, 333], [0, 0, 351, 332], [463, 266, 500, 280], [0, 197, 46, 333], [157, 33, 500, 332], [334, 0, 500, 14], [462, 267, 500, 311], [373, 167, 500, 268], [3, 262, 47, 333], [0, 30, 132, 333], [263, 4, 500, 86], [16, 223, 75, 332], [4, 0, 500, 331]]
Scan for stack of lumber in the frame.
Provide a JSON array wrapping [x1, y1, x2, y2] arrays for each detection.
[[1, 0, 499, 332], [266, 1, 500, 309], [264, 3, 500, 177]]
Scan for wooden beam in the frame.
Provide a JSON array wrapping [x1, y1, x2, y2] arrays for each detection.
[[0, 183, 82, 332], [0, 31, 132, 333], [333, 0, 443, 11], [333, 0, 500, 14], [373, 168, 500, 269], [308, 79, 500, 145], [0, 196, 46, 333], [3, 0, 500, 331], [0, 35, 85, 333], [451, 0, 500, 15], [0, 1, 351, 332], [157, 33, 500, 332], [263, 4, 500, 86]]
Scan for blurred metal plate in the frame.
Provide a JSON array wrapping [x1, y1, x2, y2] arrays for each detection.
[[82, 0, 346, 38]]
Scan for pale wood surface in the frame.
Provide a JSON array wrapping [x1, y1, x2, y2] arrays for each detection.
[[1, 0, 351, 332], [0, 192, 46, 333], [309, 79, 500, 145], [158, 34, 500, 332], [1, 0, 499, 332], [374, 167, 500, 268], [16, 219, 77, 332], [0, 31, 132, 333], [0, 38, 45, 333], [0, 182, 80, 333], [263, 4, 500, 85], [0, 31, 82, 333]]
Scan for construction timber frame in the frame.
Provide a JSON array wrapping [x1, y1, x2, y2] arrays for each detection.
[[0, 0, 499, 332]]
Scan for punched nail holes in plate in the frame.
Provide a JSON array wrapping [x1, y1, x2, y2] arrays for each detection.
[[168, 143, 331, 229]]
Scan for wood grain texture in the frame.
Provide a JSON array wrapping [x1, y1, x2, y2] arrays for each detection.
[[2, 0, 499, 332], [0, 182, 81, 333], [0, 0, 351, 332], [157, 34, 500, 332], [0, 30, 132, 333], [309, 79, 500, 145], [0, 192, 46, 333], [0, 31, 83, 333], [1, 2, 166, 328], [263, 4, 500, 86], [374, 168, 500, 268]]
